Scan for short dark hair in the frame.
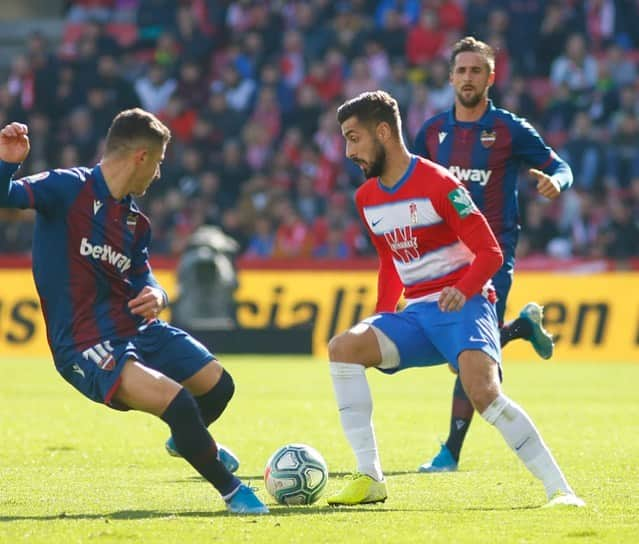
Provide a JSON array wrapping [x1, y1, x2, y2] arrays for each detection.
[[336, 90, 401, 136], [451, 36, 495, 72], [104, 108, 171, 155]]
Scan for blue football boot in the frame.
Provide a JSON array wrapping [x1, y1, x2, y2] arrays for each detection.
[[165, 437, 240, 473], [225, 484, 269, 515], [418, 444, 458, 473], [519, 302, 554, 360]]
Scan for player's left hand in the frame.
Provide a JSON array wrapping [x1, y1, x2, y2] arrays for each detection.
[[438, 286, 466, 312], [128, 286, 165, 320], [529, 168, 561, 199]]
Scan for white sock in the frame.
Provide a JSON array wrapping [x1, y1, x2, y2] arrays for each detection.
[[329, 362, 383, 481], [481, 394, 573, 499]]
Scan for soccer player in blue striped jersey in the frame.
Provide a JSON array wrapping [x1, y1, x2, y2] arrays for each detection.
[[0, 109, 268, 515], [413, 37, 573, 473]]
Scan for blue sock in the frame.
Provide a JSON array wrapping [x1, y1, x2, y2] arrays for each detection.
[[161, 388, 240, 496]]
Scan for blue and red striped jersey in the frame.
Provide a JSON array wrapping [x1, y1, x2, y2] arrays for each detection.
[[412, 100, 572, 240], [0, 161, 165, 361]]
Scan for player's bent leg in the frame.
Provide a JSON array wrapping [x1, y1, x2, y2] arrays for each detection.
[[114, 360, 267, 514], [328, 324, 384, 367], [167, 359, 239, 473], [181, 358, 224, 396], [113, 359, 183, 416], [458, 351, 583, 506], [457, 350, 501, 415], [327, 325, 387, 505]]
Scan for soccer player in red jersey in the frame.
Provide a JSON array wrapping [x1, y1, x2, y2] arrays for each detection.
[[0, 110, 267, 515], [413, 37, 572, 473], [326, 90, 583, 508]]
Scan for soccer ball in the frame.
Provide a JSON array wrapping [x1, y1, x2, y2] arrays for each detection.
[[264, 443, 328, 505]]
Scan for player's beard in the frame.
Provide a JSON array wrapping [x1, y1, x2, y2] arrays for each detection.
[[456, 86, 485, 108], [363, 139, 387, 178]]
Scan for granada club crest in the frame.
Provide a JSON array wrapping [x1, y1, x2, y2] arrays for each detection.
[[409, 202, 418, 224], [480, 130, 496, 148]]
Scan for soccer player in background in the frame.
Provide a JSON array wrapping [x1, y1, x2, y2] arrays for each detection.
[[413, 36, 573, 473], [0, 109, 268, 515], [327, 90, 583, 508]]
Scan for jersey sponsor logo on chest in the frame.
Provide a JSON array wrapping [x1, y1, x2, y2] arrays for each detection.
[[384, 226, 419, 264], [80, 237, 131, 273], [449, 165, 492, 186]]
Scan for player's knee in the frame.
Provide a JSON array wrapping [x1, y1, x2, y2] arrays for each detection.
[[466, 388, 493, 414], [196, 368, 235, 425], [328, 333, 361, 363], [161, 387, 201, 424], [458, 352, 501, 412], [461, 377, 500, 413]]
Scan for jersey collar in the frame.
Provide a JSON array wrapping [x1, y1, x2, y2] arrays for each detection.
[[447, 99, 496, 128], [376, 155, 417, 194]]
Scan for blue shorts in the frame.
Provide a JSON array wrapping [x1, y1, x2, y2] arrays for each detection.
[[55, 321, 213, 408], [368, 294, 501, 375]]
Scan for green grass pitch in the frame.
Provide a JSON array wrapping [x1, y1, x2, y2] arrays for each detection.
[[1, 356, 638, 543]]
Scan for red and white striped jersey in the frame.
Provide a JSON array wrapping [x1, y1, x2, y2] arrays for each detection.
[[355, 156, 503, 313]]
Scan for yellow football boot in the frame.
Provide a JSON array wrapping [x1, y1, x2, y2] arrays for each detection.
[[327, 473, 388, 505]]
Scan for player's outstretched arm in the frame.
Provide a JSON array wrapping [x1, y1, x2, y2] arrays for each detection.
[[0, 123, 30, 164]]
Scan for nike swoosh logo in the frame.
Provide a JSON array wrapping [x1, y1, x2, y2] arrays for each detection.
[[372, 218, 383, 227], [515, 437, 530, 451]]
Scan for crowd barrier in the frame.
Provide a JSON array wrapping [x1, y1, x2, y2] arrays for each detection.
[[0, 264, 636, 362]]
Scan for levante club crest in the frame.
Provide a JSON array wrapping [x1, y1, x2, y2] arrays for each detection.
[[480, 130, 496, 148], [126, 212, 138, 234]]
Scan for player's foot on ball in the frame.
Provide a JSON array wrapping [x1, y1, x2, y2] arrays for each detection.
[[418, 443, 458, 473], [225, 484, 269, 514], [520, 302, 554, 360], [165, 437, 240, 473], [326, 473, 387, 505], [542, 490, 586, 509]]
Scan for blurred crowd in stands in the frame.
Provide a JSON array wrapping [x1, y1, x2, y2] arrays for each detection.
[[0, 0, 638, 263]]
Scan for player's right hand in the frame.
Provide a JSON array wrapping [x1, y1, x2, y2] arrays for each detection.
[[529, 168, 561, 199], [0, 122, 30, 163], [438, 286, 466, 312]]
